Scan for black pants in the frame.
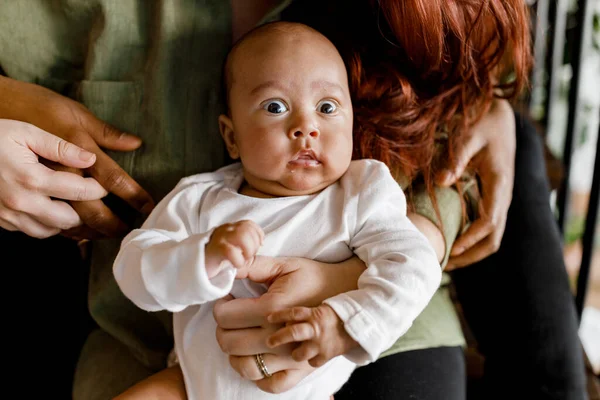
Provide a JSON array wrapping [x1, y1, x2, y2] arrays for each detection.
[[337, 113, 587, 400]]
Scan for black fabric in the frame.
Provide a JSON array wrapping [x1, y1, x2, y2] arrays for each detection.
[[336, 346, 466, 400], [451, 113, 587, 399], [2, 230, 93, 398], [331, 112, 587, 400]]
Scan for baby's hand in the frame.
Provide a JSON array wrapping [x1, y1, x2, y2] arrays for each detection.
[[205, 220, 264, 277], [266, 304, 358, 368]]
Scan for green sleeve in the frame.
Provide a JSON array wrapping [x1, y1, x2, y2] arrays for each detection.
[[409, 184, 463, 269]]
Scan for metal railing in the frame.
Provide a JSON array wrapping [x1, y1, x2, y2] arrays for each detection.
[[530, 0, 599, 319]]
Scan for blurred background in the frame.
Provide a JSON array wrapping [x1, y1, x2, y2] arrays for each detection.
[[526, 0, 600, 377]]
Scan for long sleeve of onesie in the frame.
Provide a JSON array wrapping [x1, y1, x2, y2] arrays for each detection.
[[113, 177, 235, 312], [324, 160, 442, 365]]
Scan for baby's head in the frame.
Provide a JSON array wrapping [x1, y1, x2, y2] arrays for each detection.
[[219, 22, 353, 197]]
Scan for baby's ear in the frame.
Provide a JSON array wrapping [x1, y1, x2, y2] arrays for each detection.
[[218, 115, 239, 159]]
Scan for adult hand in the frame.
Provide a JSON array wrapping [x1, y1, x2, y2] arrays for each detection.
[[214, 255, 365, 394], [0, 76, 154, 239], [435, 99, 516, 270], [0, 119, 108, 238]]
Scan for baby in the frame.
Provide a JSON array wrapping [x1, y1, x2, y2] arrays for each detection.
[[113, 22, 441, 400]]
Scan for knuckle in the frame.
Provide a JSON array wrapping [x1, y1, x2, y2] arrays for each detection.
[[21, 173, 42, 191], [103, 169, 127, 191], [56, 139, 73, 161], [72, 184, 88, 202], [82, 209, 109, 228], [264, 297, 286, 315], [3, 194, 24, 211], [102, 123, 119, 140]]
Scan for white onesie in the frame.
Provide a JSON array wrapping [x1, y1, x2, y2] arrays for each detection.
[[113, 159, 441, 400]]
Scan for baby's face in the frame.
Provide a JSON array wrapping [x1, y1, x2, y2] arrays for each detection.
[[220, 25, 353, 197]]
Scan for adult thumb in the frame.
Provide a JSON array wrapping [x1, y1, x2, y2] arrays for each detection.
[[238, 255, 288, 283], [25, 124, 97, 169]]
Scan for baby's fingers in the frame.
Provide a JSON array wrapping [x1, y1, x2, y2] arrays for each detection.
[[267, 322, 315, 348], [267, 307, 313, 324]]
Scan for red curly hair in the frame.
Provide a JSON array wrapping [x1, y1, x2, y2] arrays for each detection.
[[349, 0, 533, 186]]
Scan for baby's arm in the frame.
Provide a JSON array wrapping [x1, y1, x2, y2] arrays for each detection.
[[113, 177, 263, 312], [266, 161, 442, 366]]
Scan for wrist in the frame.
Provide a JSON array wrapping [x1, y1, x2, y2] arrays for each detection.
[[204, 240, 224, 278], [321, 304, 359, 353]]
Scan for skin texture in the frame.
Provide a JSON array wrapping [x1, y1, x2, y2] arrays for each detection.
[[118, 22, 360, 399], [0, 75, 154, 240], [219, 23, 353, 198], [0, 119, 107, 238], [440, 99, 516, 270]]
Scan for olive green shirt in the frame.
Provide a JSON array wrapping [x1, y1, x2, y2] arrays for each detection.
[[0, 1, 464, 398]]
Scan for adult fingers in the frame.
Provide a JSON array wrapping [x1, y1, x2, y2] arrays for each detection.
[[1, 188, 82, 231], [70, 199, 130, 237], [27, 198, 83, 230], [80, 117, 143, 151], [2, 211, 60, 239], [30, 164, 107, 201], [267, 322, 316, 348], [0, 220, 18, 232], [229, 354, 299, 381], [61, 225, 107, 241], [215, 326, 273, 356], [293, 342, 320, 363], [255, 368, 314, 394], [86, 150, 155, 214], [267, 307, 312, 325], [435, 134, 486, 187], [213, 292, 282, 329], [451, 170, 509, 260], [446, 235, 498, 270], [450, 218, 494, 257], [22, 123, 97, 169]]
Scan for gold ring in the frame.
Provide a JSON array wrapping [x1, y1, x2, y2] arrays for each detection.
[[254, 353, 272, 378]]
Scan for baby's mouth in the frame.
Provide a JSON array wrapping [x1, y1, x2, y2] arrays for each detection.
[[289, 150, 321, 167]]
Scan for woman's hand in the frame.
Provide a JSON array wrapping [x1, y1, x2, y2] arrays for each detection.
[[214, 255, 365, 394], [0, 76, 154, 239], [436, 99, 516, 269], [0, 119, 108, 238]]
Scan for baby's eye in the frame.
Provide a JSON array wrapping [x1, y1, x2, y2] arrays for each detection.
[[264, 100, 288, 114], [317, 100, 337, 114]]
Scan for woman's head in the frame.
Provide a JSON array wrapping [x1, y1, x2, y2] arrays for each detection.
[[345, 0, 532, 183]]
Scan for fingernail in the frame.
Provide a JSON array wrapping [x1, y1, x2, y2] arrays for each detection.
[[79, 150, 95, 162], [120, 132, 142, 143]]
